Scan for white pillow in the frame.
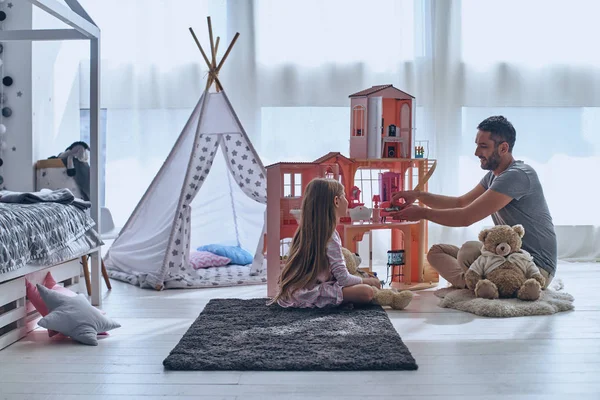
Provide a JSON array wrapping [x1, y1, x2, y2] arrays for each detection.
[[36, 284, 121, 346]]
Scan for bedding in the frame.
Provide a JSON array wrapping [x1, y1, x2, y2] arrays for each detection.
[[0, 202, 103, 274], [0, 188, 90, 211], [196, 244, 254, 265], [109, 262, 267, 289]]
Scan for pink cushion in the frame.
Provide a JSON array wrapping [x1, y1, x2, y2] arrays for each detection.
[[26, 272, 108, 337], [189, 251, 231, 269]]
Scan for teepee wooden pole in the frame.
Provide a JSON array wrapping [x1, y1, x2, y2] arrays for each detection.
[[205, 36, 221, 92], [189, 27, 222, 91], [206, 17, 222, 92], [206, 36, 223, 90], [207, 19, 217, 67], [189, 27, 212, 69], [215, 32, 240, 73]]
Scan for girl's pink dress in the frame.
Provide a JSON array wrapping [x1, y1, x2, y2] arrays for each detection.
[[277, 231, 363, 308]]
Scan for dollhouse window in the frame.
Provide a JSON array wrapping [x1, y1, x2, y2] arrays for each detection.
[[401, 103, 410, 132], [284, 173, 292, 197], [352, 106, 365, 136], [294, 173, 302, 196], [283, 173, 302, 197]]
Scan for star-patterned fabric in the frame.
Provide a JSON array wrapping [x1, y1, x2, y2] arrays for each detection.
[[221, 133, 267, 204], [105, 91, 268, 290], [164, 134, 219, 280]]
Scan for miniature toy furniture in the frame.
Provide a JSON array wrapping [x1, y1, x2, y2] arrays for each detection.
[[387, 249, 406, 285], [379, 171, 402, 203], [348, 186, 365, 208]]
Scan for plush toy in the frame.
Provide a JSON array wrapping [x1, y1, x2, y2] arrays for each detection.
[[341, 247, 413, 310], [465, 224, 545, 301], [57, 141, 90, 177]]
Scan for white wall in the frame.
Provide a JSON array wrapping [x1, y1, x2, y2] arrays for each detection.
[[0, 1, 33, 191]]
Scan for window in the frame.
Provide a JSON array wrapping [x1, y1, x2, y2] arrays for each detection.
[[461, 107, 600, 225], [283, 173, 292, 197], [461, 0, 600, 67], [283, 172, 302, 197], [92, 108, 192, 226], [260, 107, 350, 165], [354, 168, 389, 208], [256, 0, 415, 70], [352, 106, 365, 136], [294, 173, 302, 196], [79, 108, 107, 206]]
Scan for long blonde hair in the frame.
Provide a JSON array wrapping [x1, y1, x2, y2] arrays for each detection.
[[269, 178, 345, 305]]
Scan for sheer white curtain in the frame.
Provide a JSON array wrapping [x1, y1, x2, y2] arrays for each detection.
[[233, 0, 600, 262], [37, 0, 599, 262], [457, 0, 600, 261], [76, 0, 227, 225], [229, 0, 457, 263]]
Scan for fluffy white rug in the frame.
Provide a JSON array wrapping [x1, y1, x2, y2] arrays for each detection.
[[433, 279, 574, 318]]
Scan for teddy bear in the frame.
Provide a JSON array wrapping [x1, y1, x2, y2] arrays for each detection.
[[465, 224, 546, 301], [341, 247, 413, 310]]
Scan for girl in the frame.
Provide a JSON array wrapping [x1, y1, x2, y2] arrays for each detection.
[[270, 178, 381, 308]]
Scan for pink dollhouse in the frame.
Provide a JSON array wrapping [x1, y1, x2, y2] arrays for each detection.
[[349, 84, 415, 160], [265, 85, 438, 297]]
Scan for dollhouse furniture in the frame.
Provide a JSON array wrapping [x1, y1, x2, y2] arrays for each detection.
[[387, 249, 406, 285], [349, 85, 415, 160], [348, 186, 365, 208]]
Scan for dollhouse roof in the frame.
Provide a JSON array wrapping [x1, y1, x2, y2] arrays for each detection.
[[266, 153, 354, 169], [265, 161, 318, 168], [312, 152, 354, 165], [349, 84, 414, 98]]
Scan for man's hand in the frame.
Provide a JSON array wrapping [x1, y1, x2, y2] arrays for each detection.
[[391, 190, 420, 209], [390, 205, 426, 221]]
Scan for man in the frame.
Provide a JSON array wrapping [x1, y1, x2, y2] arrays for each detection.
[[391, 115, 557, 288]]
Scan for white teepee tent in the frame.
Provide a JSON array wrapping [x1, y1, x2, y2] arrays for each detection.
[[105, 20, 267, 290]]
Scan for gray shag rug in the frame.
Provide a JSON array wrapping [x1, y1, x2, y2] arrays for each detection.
[[163, 298, 417, 371], [434, 279, 574, 318]]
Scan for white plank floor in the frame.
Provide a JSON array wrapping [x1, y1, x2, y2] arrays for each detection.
[[1, 261, 599, 400]]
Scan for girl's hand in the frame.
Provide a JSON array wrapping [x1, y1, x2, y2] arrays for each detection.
[[364, 277, 381, 289]]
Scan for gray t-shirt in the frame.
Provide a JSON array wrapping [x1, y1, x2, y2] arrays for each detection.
[[479, 160, 557, 276]]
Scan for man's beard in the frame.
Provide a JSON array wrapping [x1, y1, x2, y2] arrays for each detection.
[[479, 149, 501, 170]]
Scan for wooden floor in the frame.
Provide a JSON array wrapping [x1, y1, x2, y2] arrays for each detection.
[[1, 261, 599, 400]]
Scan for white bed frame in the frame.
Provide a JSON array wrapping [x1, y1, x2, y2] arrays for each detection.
[[0, 0, 102, 349], [0, 251, 97, 350]]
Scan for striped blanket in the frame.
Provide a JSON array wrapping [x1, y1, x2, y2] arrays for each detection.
[[0, 202, 100, 274]]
